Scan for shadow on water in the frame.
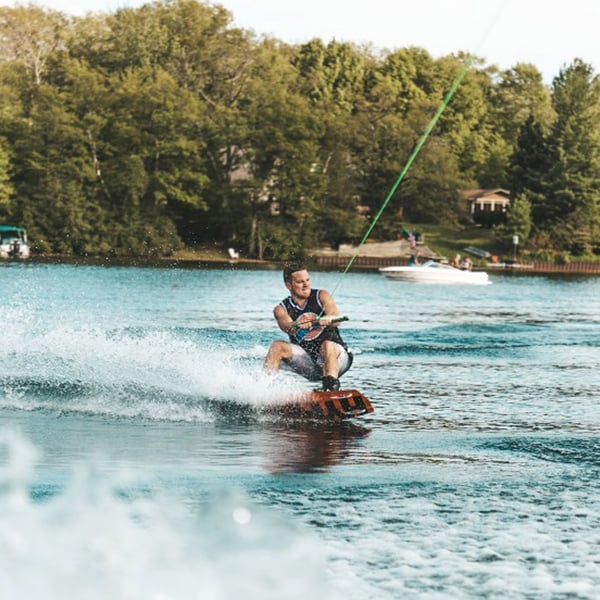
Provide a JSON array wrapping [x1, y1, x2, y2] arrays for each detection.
[[258, 421, 371, 474], [205, 398, 373, 473]]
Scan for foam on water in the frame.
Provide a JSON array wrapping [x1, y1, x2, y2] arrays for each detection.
[[261, 463, 600, 600], [0, 428, 334, 600], [1, 305, 304, 422]]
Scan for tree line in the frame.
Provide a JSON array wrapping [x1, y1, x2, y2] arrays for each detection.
[[0, 0, 599, 260]]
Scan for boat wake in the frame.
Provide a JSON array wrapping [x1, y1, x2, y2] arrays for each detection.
[[0, 318, 302, 422], [0, 429, 335, 600]]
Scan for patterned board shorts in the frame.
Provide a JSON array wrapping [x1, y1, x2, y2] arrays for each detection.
[[284, 342, 353, 381]]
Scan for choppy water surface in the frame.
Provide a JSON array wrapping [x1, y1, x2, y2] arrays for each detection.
[[1, 262, 599, 599]]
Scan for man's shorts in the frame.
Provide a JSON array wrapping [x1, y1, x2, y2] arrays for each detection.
[[283, 342, 353, 381]]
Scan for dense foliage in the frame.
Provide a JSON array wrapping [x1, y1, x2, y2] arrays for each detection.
[[1, 1, 599, 259]]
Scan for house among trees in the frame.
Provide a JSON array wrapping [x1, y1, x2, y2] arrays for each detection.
[[462, 189, 511, 226]]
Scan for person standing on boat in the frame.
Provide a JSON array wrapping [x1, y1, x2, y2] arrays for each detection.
[[263, 262, 353, 391]]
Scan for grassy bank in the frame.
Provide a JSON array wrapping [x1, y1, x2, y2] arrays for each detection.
[[403, 222, 503, 260], [169, 224, 504, 264]]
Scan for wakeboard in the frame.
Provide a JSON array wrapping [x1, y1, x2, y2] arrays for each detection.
[[262, 389, 373, 421]]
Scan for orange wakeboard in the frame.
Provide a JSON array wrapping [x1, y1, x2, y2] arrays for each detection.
[[262, 389, 374, 420]]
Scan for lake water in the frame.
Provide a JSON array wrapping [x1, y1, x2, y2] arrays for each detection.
[[1, 262, 599, 599]]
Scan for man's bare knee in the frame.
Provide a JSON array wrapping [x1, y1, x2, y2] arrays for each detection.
[[321, 340, 340, 359], [264, 340, 293, 373]]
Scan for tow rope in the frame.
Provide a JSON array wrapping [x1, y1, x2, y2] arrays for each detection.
[[317, 53, 475, 318], [319, 0, 508, 311]]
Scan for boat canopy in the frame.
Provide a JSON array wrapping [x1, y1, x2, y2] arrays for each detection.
[[0, 225, 27, 242]]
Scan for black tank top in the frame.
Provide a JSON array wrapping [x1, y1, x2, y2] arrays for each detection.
[[280, 289, 348, 359]]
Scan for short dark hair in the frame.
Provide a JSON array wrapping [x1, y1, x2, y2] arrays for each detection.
[[283, 262, 307, 283]]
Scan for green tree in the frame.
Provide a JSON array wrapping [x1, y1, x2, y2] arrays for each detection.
[[353, 51, 476, 235], [234, 44, 326, 259], [433, 56, 494, 183], [546, 59, 600, 253], [6, 82, 101, 253], [97, 66, 208, 254], [508, 115, 554, 226], [0, 5, 69, 86], [490, 63, 554, 147], [293, 39, 366, 114], [0, 137, 13, 219], [292, 39, 368, 249], [494, 192, 532, 249]]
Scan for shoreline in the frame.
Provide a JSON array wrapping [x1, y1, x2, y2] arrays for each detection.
[[3, 252, 600, 275]]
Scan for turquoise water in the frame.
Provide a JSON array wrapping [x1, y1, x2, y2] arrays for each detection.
[[1, 262, 599, 599]]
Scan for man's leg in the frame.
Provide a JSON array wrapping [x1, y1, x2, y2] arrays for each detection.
[[265, 343, 322, 382], [320, 340, 342, 391], [263, 340, 293, 373], [320, 340, 341, 378]]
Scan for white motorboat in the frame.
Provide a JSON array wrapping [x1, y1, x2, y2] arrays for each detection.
[[0, 225, 30, 259], [379, 260, 489, 285]]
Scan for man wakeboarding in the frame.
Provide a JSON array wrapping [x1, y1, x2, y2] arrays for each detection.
[[263, 262, 353, 391]]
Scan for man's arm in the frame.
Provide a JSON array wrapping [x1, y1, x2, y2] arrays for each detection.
[[318, 289, 341, 325], [274, 304, 295, 334]]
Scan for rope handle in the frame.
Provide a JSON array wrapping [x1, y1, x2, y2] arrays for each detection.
[[289, 315, 348, 332], [289, 315, 349, 341]]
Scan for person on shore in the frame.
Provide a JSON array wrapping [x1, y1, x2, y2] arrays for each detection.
[[263, 262, 353, 391]]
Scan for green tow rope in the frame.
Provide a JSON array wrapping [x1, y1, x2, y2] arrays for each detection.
[[324, 53, 476, 305]]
